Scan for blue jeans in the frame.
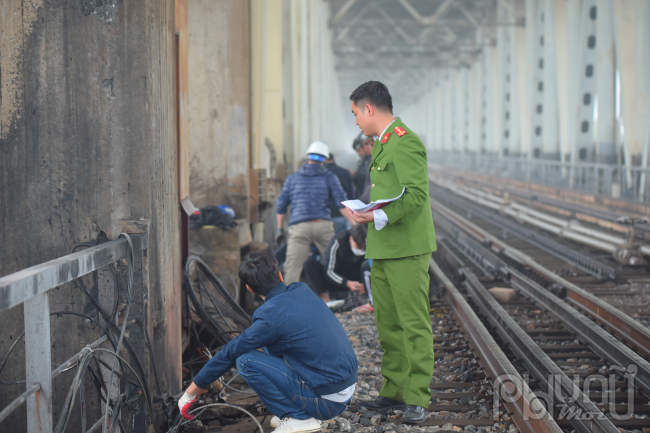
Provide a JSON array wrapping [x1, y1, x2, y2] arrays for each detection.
[[236, 350, 348, 420]]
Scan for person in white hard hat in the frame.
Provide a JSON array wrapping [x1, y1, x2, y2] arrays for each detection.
[[276, 141, 357, 284]]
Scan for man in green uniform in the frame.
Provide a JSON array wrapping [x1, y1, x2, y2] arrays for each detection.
[[349, 81, 436, 424]]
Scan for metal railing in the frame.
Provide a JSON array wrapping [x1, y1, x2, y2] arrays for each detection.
[[436, 153, 650, 203], [0, 234, 149, 433]]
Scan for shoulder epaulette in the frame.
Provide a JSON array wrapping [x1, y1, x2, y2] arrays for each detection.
[[394, 126, 408, 137]]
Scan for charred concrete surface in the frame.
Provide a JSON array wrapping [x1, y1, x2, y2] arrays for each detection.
[[187, 0, 251, 219], [0, 1, 182, 430]]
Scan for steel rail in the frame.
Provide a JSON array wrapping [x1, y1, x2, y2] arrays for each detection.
[[432, 184, 616, 279], [430, 259, 561, 433], [435, 221, 650, 402], [446, 172, 650, 237], [457, 265, 618, 433], [430, 197, 650, 361], [430, 163, 650, 217], [506, 267, 650, 400], [434, 176, 625, 252]]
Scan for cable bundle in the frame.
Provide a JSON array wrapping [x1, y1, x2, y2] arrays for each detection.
[[183, 256, 252, 345], [0, 235, 166, 433]]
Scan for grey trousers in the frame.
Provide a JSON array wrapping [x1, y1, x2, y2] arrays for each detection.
[[283, 220, 335, 285]]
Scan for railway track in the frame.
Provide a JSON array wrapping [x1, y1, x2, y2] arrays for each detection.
[[185, 174, 650, 433], [405, 263, 559, 432], [429, 193, 650, 432], [429, 176, 650, 341], [433, 166, 650, 241]]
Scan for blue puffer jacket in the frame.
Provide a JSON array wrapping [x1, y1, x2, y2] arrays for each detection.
[[276, 163, 348, 225], [193, 282, 358, 395]]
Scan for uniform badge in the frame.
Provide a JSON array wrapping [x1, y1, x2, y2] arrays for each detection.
[[394, 126, 408, 137], [381, 133, 390, 144]]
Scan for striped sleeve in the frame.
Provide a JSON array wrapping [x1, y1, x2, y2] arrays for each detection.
[[324, 240, 347, 287]]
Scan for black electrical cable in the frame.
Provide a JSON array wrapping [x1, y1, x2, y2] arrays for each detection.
[[0, 239, 169, 432], [93, 348, 153, 418], [71, 242, 155, 397], [143, 314, 163, 396], [108, 397, 123, 433], [102, 233, 135, 433], [203, 257, 240, 301], [72, 243, 121, 325], [0, 331, 26, 385], [70, 239, 158, 423], [184, 256, 251, 343]]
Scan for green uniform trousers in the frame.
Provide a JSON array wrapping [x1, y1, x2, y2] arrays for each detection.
[[371, 253, 434, 408]]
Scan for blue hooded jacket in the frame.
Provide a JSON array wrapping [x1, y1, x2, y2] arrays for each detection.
[[276, 163, 349, 225], [193, 282, 358, 395]]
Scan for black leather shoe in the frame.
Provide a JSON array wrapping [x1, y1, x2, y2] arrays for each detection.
[[362, 396, 406, 410], [401, 405, 427, 424]]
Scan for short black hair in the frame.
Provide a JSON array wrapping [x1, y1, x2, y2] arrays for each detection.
[[328, 153, 335, 161], [350, 224, 368, 250], [238, 251, 282, 296], [349, 81, 393, 114]]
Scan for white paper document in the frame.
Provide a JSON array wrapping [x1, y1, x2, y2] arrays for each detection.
[[341, 188, 405, 213]]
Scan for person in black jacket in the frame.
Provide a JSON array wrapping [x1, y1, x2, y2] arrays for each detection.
[[352, 133, 373, 200], [179, 252, 358, 433], [303, 225, 369, 303], [325, 153, 355, 234]]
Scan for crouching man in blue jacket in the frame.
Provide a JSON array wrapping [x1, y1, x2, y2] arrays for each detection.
[[179, 251, 358, 433]]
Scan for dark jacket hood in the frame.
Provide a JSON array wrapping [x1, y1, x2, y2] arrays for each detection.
[[298, 163, 327, 176]]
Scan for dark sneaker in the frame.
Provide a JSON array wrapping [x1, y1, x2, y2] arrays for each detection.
[[402, 405, 427, 424], [362, 396, 406, 410]]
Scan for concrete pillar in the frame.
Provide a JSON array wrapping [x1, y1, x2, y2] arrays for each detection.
[[0, 1, 181, 430], [251, 0, 268, 170], [188, 0, 251, 216], [282, 0, 296, 171], [299, 0, 310, 156], [264, 0, 284, 175]]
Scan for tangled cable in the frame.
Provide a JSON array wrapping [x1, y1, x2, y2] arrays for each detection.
[[0, 235, 170, 433], [184, 256, 251, 344], [1, 243, 259, 432]]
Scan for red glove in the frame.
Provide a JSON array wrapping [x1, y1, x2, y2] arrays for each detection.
[[178, 391, 197, 420]]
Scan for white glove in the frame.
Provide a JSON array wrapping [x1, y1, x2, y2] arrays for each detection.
[[179, 391, 197, 420]]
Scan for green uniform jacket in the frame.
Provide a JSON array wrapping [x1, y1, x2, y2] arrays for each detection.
[[365, 118, 436, 259]]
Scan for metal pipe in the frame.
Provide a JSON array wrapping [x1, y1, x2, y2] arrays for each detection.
[[0, 384, 40, 424], [436, 177, 649, 256], [431, 197, 650, 360]]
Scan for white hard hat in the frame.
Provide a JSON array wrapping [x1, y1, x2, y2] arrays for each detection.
[[306, 141, 329, 160]]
